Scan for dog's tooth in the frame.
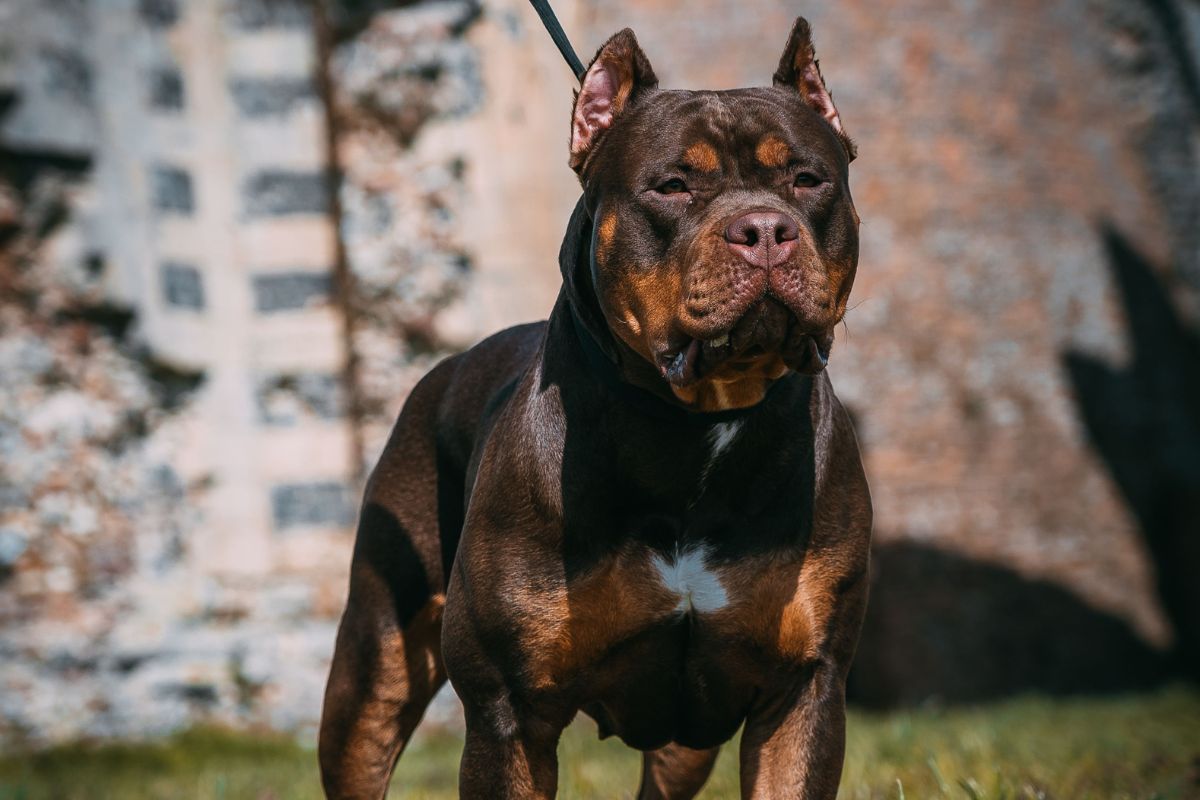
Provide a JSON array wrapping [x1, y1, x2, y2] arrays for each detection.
[[664, 351, 688, 381], [709, 333, 729, 348]]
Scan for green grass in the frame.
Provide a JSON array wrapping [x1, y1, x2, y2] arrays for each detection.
[[1, 686, 1197, 799]]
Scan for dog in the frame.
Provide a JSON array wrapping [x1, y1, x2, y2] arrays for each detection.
[[319, 16, 870, 799]]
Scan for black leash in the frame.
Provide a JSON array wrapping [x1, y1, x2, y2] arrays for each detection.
[[528, 0, 587, 81]]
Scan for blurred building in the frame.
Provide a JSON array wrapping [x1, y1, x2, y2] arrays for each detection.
[[3, 0, 359, 574], [0, 0, 1197, 743]]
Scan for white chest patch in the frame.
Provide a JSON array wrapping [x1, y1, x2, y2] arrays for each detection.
[[695, 420, 743, 500], [650, 546, 729, 614], [708, 421, 742, 463]]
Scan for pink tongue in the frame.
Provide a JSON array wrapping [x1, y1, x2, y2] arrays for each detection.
[[664, 338, 702, 386]]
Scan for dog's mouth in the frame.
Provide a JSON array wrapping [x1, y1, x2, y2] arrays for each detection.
[[656, 298, 833, 387]]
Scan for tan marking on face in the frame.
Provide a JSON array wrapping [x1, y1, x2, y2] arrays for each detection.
[[601, 264, 682, 366], [755, 135, 792, 169], [684, 141, 720, 173], [622, 310, 643, 338], [596, 211, 619, 264], [709, 382, 730, 410], [669, 353, 791, 412]]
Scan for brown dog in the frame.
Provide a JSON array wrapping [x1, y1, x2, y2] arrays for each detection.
[[319, 16, 870, 799]]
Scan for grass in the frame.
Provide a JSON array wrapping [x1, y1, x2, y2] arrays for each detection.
[[0, 686, 1197, 799]]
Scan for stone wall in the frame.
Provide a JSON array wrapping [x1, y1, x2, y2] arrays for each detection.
[[0, 0, 1197, 744], [0, 0, 490, 744]]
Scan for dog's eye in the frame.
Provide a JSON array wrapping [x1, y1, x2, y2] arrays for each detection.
[[656, 178, 689, 195], [794, 173, 822, 188]]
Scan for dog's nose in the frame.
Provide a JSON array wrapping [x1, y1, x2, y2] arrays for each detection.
[[724, 211, 800, 268]]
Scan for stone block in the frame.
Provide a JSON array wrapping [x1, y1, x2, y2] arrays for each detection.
[[229, 77, 315, 118], [137, 0, 179, 28], [252, 270, 331, 313], [225, 0, 310, 30], [39, 47, 92, 105], [270, 482, 355, 531], [242, 170, 328, 218], [255, 371, 344, 425], [160, 262, 204, 310], [151, 166, 195, 215], [148, 68, 185, 111]]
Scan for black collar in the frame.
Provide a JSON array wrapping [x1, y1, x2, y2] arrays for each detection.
[[566, 303, 793, 427]]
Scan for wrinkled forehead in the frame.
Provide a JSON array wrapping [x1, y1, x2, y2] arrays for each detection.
[[610, 87, 849, 180]]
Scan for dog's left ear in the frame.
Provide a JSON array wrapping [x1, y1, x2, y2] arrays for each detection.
[[773, 17, 856, 162], [570, 29, 658, 174]]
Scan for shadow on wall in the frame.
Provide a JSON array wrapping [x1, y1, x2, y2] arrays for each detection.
[[850, 224, 1200, 707], [848, 541, 1169, 707], [1063, 225, 1200, 680]]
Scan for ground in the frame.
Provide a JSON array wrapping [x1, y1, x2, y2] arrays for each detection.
[[1, 686, 1197, 799]]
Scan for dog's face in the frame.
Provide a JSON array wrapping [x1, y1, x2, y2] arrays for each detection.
[[570, 19, 859, 412]]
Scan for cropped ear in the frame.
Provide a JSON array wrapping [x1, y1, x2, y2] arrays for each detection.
[[773, 17, 856, 162], [570, 29, 658, 173]]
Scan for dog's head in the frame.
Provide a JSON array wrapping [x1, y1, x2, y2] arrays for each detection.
[[566, 18, 859, 412]]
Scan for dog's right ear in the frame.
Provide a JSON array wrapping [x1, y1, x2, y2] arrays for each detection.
[[570, 29, 658, 174]]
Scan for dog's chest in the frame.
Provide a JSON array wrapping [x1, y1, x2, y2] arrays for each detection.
[[609, 542, 816, 632], [537, 420, 824, 676], [534, 537, 823, 687], [541, 541, 824, 749], [507, 409, 832, 734]]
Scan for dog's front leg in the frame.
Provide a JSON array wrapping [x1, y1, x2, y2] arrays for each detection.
[[443, 538, 567, 799], [737, 660, 849, 800], [458, 702, 563, 799]]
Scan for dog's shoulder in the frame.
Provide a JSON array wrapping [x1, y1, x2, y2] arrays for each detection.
[[440, 321, 546, 404], [464, 321, 547, 368], [403, 321, 545, 461]]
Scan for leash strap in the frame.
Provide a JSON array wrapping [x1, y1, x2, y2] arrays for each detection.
[[528, 0, 587, 81]]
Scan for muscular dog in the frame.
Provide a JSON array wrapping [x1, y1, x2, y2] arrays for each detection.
[[320, 17, 870, 799]]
